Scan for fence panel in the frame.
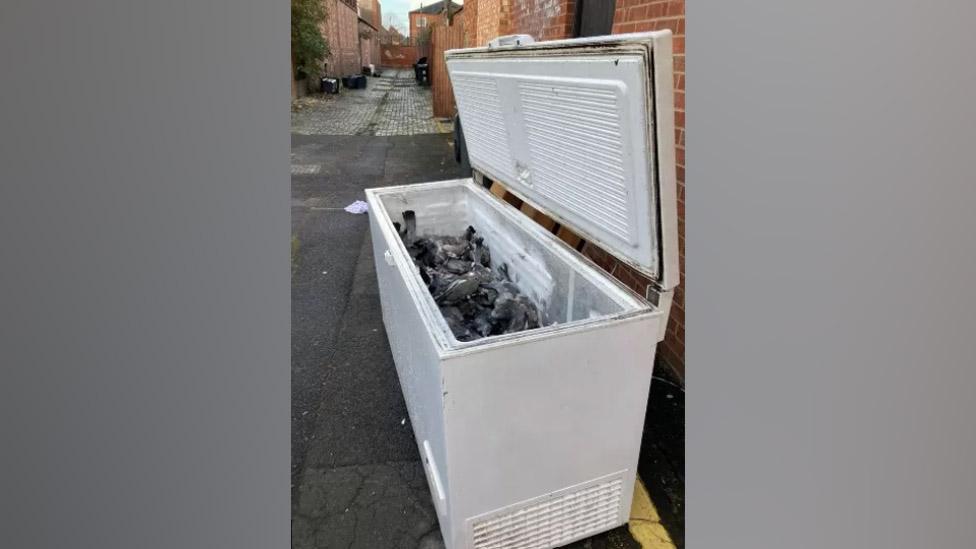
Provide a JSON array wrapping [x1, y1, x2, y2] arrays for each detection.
[[417, 42, 432, 62], [380, 45, 419, 68], [430, 23, 465, 118]]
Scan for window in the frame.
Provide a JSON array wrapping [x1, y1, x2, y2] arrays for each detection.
[[417, 16, 427, 28]]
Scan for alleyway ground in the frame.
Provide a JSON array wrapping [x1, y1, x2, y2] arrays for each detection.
[[291, 69, 683, 548], [291, 69, 449, 136]]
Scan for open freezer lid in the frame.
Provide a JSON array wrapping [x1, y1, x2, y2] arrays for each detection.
[[445, 31, 679, 289]]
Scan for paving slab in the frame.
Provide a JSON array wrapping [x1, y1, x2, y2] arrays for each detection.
[[291, 70, 449, 137]]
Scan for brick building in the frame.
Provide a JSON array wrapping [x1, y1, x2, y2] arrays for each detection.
[[475, 0, 512, 46], [358, 0, 382, 29], [409, 1, 462, 42], [359, 17, 380, 69], [320, 0, 363, 76], [320, 0, 388, 76], [379, 25, 406, 45], [291, 0, 387, 97], [456, 1, 478, 47], [447, 0, 686, 380]]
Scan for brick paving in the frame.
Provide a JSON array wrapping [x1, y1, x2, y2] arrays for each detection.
[[291, 69, 449, 136]]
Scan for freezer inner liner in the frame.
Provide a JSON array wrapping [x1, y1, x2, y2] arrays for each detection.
[[380, 184, 647, 346]]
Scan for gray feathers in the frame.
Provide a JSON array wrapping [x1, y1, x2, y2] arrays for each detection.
[[398, 210, 545, 342]]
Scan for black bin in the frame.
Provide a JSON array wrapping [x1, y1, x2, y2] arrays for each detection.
[[414, 57, 429, 85], [321, 77, 339, 94]]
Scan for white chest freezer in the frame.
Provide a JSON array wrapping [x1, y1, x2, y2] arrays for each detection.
[[365, 30, 679, 549]]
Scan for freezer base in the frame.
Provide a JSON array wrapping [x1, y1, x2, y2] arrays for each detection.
[[467, 471, 627, 549]]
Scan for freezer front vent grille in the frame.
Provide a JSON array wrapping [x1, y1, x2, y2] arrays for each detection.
[[452, 75, 517, 183], [518, 82, 634, 245], [469, 475, 624, 549]]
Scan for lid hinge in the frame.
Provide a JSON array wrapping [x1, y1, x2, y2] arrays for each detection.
[[487, 34, 536, 49], [645, 284, 674, 342]]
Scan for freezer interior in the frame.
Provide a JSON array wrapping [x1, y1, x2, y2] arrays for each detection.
[[377, 182, 652, 347]]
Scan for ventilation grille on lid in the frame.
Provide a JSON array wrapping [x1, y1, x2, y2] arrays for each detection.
[[469, 474, 624, 549], [518, 81, 633, 244], [452, 74, 518, 184], [446, 47, 664, 282]]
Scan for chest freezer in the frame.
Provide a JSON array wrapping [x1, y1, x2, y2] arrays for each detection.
[[365, 30, 679, 549]]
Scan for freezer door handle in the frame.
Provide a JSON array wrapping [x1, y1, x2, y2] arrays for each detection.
[[383, 249, 395, 266]]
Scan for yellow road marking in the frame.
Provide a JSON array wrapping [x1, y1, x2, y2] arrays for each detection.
[[629, 477, 676, 548]]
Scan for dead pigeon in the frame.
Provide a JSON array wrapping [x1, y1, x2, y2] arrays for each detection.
[[442, 259, 473, 274], [401, 210, 417, 245], [469, 264, 495, 284], [434, 272, 482, 305], [490, 294, 518, 321], [498, 263, 512, 282], [471, 309, 494, 337], [396, 216, 548, 341], [426, 270, 456, 296], [472, 237, 491, 267], [473, 284, 498, 308], [439, 239, 471, 260], [440, 306, 477, 341]]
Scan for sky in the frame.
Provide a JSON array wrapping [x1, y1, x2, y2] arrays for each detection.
[[380, 0, 462, 33]]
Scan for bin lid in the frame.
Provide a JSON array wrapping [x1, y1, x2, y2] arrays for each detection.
[[446, 31, 679, 289]]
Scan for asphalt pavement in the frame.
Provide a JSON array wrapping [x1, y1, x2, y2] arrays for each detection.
[[291, 133, 466, 549]]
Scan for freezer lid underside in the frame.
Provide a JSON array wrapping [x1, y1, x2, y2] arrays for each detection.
[[445, 31, 678, 289]]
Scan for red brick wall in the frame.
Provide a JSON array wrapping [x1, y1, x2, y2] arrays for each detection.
[[380, 44, 419, 67], [470, 0, 573, 44], [607, 0, 685, 380], [459, 3, 480, 47], [476, 0, 514, 46], [359, 0, 382, 30], [512, 0, 576, 41]]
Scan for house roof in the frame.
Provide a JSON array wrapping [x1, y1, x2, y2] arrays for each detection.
[[409, 0, 461, 15]]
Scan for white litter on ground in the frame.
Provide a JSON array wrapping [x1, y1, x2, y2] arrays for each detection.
[[344, 200, 369, 214]]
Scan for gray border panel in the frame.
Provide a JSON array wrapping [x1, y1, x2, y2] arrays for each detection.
[[690, 1, 976, 547], [1, 2, 289, 547]]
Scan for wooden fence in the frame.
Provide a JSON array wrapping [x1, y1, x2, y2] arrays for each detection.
[[430, 23, 465, 118], [417, 42, 432, 62], [380, 45, 419, 68]]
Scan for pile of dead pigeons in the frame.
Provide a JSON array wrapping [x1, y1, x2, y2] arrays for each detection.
[[394, 210, 546, 342]]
